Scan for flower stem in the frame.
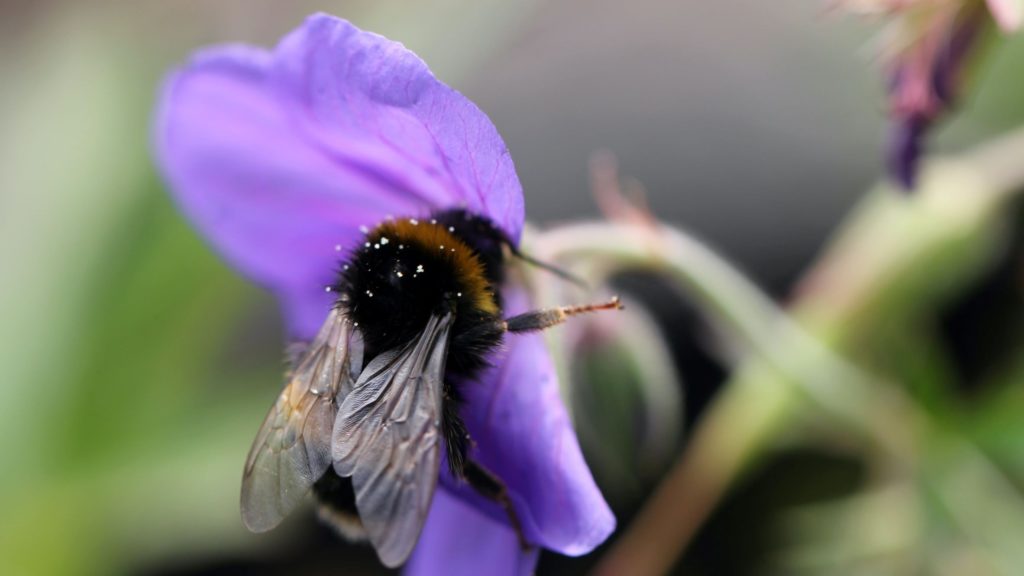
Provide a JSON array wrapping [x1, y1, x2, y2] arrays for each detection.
[[536, 222, 920, 456], [538, 221, 918, 576], [536, 124, 1024, 576]]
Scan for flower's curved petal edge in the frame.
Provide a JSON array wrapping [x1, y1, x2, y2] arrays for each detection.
[[406, 490, 539, 576], [440, 287, 616, 556], [154, 13, 524, 338]]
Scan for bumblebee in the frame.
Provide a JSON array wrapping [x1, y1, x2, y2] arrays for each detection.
[[240, 209, 619, 567]]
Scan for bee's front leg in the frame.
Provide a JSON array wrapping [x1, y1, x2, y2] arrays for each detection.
[[464, 459, 531, 550]]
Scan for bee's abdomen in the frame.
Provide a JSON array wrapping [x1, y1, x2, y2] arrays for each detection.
[[312, 471, 367, 541]]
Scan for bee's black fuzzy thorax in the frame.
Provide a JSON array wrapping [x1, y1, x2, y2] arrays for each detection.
[[335, 209, 509, 378]]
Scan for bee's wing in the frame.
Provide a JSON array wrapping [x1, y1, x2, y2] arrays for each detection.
[[332, 312, 454, 568], [241, 307, 362, 532]]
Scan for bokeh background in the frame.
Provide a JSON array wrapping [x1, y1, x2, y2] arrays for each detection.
[[2, 1, 1023, 575]]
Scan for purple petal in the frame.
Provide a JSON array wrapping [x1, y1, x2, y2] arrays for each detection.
[[406, 490, 539, 576], [154, 14, 523, 338], [932, 7, 984, 106], [886, 114, 927, 191], [271, 15, 524, 238], [440, 288, 616, 556]]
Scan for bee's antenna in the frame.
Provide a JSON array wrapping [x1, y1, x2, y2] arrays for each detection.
[[508, 246, 587, 288], [503, 297, 623, 333]]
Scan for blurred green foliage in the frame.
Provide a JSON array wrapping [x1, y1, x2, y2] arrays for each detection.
[[0, 13, 278, 575]]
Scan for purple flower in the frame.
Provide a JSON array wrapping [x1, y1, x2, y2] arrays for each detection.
[[882, 4, 986, 189], [840, 0, 1016, 189], [154, 12, 614, 574]]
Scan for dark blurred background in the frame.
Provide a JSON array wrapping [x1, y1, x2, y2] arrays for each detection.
[[2, 1, 1023, 575]]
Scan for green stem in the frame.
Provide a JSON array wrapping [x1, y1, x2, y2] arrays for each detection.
[[535, 222, 920, 456], [537, 221, 917, 576], [534, 125, 1024, 576]]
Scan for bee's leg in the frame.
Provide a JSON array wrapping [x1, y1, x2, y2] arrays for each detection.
[[503, 296, 623, 333], [441, 382, 470, 478], [464, 458, 530, 550]]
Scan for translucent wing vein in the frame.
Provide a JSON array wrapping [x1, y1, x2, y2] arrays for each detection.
[[241, 307, 362, 532], [332, 312, 454, 568]]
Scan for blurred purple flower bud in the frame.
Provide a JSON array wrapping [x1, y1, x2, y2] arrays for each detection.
[[887, 4, 985, 189], [840, 0, 1016, 190], [886, 112, 928, 189]]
